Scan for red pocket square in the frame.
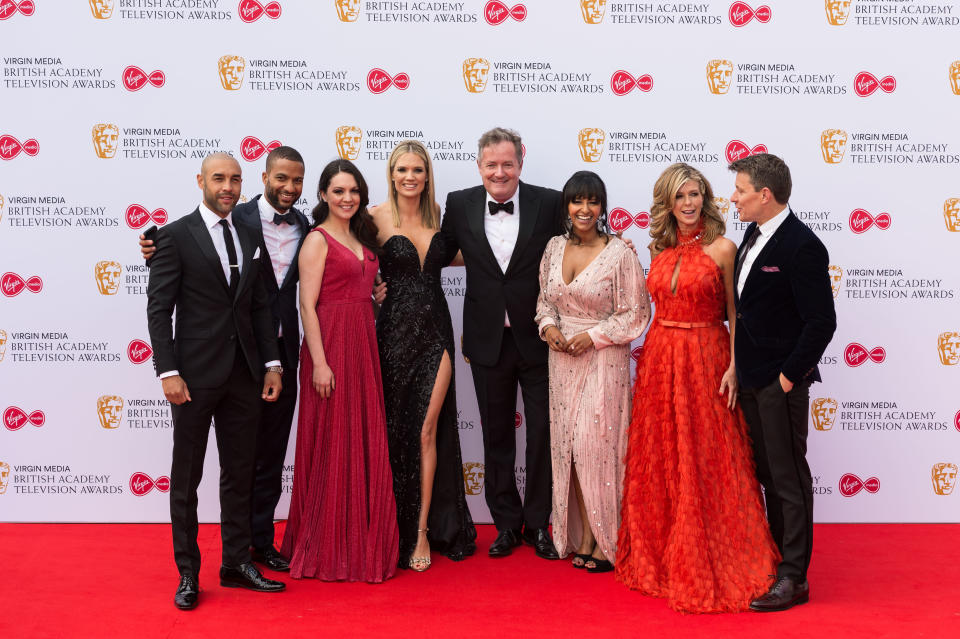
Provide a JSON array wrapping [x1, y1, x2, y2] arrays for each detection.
[[760, 265, 780, 272]]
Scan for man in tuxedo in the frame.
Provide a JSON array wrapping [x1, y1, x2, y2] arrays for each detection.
[[147, 153, 286, 610], [439, 127, 561, 560], [729, 153, 836, 612]]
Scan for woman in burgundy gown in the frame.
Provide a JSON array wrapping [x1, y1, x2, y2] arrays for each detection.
[[281, 159, 398, 583], [616, 163, 778, 612]]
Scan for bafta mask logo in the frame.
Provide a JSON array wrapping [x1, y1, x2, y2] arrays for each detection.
[[89, 0, 114, 19], [714, 197, 731, 222], [95, 260, 122, 295], [944, 198, 960, 232], [580, 0, 606, 24], [811, 397, 838, 431], [0, 461, 9, 494], [335, 125, 362, 160], [828, 265, 842, 298], [462, 58, 491, 94], [824, 0, 851, 26], [91, 124, 119, 159], [462, 462, 485, 496], [578, 128, 605, 163], [706, 59, 733, 95], [0, 329, 7, 362], [218, 55, 246, 91], [950, 61, 960, 96], [335, 0, 360, 22], [938, 332, 960, 366], [820, 129, 848, 164], [932, 462, 958, 496], [97, 395, 124, 429]]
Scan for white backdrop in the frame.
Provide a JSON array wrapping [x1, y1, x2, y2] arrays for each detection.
[[1, 0, 958, 524]]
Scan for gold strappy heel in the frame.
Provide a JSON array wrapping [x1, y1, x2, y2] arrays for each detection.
[[408, 528, 431, 572]]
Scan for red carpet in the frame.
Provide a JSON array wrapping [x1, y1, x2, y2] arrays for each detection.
[[2, 523, 957, 637]]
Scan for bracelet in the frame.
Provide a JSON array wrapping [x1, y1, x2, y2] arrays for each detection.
[[266, 365, 283, 374]]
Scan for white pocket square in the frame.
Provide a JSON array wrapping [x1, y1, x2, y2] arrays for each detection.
[[252, 247, 261, 259]]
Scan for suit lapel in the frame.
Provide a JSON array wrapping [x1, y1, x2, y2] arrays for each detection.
[[185, 209, 230, 294], [506, 181, 539, 276], [740, 211, 795, 299], [466, 186, 502, 274], [279, 208, 309, 290], [233, 222, 255, 301]]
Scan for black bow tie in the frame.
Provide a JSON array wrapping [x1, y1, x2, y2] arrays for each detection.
[[273, 212, 295, 226], [488, 201, 514, 215]]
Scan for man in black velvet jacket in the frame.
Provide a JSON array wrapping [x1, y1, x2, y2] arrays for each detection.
[[729, 153, 836, 612]]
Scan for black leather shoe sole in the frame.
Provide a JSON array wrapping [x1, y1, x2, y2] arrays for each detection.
[[220, 577, 286, 592], [174, 596, 198, 610]]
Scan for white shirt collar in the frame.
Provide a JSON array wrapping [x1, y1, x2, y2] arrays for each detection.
[[257, 194, 281, 218], [758, 205, 790, 238], [199, 201, 234, 230]]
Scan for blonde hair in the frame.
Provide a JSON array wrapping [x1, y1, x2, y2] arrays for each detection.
[[387, 140, 439, 230], [649, 163, 724, 255]]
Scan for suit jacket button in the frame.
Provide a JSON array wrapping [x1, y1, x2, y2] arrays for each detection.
[[229, 334, 236, 341]]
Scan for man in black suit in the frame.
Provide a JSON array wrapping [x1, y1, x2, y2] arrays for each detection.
[[147, 153, 286, 610], [729, 153, 836, 612], [440, 127, 561, 560]]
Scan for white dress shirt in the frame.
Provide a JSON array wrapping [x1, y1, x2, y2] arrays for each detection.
[[198, 201, 243, 283], [257, 196, 302, 337], [484, 190, 520, 326], [737, 205, 789, 296]]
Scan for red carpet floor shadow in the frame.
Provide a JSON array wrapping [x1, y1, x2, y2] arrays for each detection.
[[2, 523, 958, 638]]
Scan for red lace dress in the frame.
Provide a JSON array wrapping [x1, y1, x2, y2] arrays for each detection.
[[615, 231, 778, 613]]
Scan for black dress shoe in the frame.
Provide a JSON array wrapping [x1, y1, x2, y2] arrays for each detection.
[[251, 546, 290, 572], [521, 527, 560, 560], [174, 572, 199, 610], [488, 529, 522, 558], [749, 576, 809, 612], [219, 562, 286, 592]]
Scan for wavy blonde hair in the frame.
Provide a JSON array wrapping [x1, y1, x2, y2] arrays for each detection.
[[649, 163, 724, 255], [387, 140, 439, 230]]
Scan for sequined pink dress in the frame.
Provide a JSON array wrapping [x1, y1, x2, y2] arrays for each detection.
[[535, 235, 650, 563]]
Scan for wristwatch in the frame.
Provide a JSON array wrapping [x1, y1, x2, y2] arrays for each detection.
[[266, 365, 283, 375]]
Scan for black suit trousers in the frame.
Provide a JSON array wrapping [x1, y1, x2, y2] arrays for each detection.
[[739, 378, 814, 581], [470, 327, 552, 531], [169, 350, 262, 575], [249, 354, 297, 550]]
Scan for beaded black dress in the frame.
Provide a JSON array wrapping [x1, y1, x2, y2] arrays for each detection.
[[377, 232, 477, 566]]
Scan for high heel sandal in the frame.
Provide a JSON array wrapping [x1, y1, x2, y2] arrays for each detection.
[[408, 528, 431, 572]]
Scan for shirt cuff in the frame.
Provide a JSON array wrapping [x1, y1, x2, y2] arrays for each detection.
[[587, 326, 612, 350], [538, 318, 557, 339], [159, 370, 179, 379], [264, 360, 281, 369]]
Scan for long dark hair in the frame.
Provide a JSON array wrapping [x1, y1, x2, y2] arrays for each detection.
[[562, 170, 609, 245], [311, 159, 379, 253]]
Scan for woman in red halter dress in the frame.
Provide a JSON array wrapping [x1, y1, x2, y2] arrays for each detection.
[[616, 163, 778, 613]]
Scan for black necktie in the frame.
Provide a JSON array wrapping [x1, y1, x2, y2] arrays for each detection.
[[735, 225, 761, 283], [488, 201, 514, 215], [273, 211, 295, 225], [218, 219, 239, 293]]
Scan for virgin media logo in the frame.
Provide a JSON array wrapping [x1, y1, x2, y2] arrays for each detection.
[[238, 0, 281, 22], [240, 136, 281, 161], [954, 409, 960, 433], [849, 209, 890, 233], [631, 345, 643, 362], [125, 204, 168, 229], [0, 0, 34, 19], [725, 140, 767, 163], [127, 339, 153, 364], [839, 473, 879, 497], [0, 135, 39, 160], [122, 66, 165, 91], [608, 208, 650, 232], [1, 272, 43, 297], [3, 406, 45, 431], [844, 343, 885, 367], [610, 71, 653, 96], [728, 2, 770, 26], [484, 1, 526, 25], [514, 411, 522, 429], [854, 72, 896, 97], [129, 472, 170, 497], [367, 68, 409, 94]]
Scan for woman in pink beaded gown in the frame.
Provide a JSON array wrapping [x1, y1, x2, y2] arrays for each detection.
[[535, 171, 650, 573], [281, 159, 398, 583], [616, 163, 778, 612]]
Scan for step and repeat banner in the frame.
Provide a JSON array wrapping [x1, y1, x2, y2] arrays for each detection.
[[1, 1, 958, 524]]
